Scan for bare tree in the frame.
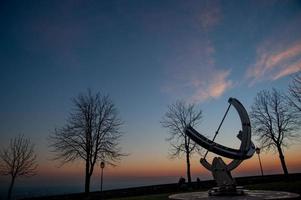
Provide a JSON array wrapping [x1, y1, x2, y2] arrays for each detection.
[[0, 135, 38, 200], [161, 100, 203, 184], [49, 90, 124, 194], [250, 89, 300, 175], [289, 72, 301, 112]]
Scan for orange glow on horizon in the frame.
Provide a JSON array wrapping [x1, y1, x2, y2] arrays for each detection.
[[34, 145, 301, 182]]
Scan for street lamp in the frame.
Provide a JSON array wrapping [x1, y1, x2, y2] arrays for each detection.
[[255, 147, 264, 176], [100, 161, 105, 195]]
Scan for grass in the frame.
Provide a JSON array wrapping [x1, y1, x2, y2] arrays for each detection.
[[109, 180, 301, 200], [245, 180, 301, 194]]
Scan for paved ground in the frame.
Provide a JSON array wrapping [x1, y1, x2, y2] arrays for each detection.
[[169, 190, 300, 200]]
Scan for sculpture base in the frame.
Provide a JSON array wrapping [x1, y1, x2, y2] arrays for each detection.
[[208, 186, 245, 196], [169, 190, 300, 200]]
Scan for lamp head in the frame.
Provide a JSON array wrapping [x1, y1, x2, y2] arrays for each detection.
[[100, 161, 105, 169], [255, 147, 260, 154]]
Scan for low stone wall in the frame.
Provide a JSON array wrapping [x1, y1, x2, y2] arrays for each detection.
[[21, 173, 301, 200]]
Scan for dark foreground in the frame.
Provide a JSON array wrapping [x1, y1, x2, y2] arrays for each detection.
[[21, 173, 301, 200]]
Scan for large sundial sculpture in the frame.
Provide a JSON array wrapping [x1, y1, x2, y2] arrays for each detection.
[[185, 98, 255, 196]]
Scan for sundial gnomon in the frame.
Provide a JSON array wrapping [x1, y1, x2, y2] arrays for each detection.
[[185, 98, 255, 196]]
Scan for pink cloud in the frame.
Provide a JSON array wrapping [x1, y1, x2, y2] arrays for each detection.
[[272, 59, 301, 80], [161, 1, 230, 103], [265, 43, 301, 69], [163, 37, 232, 103], [246, 13, 301, 85], [191, 69, 232, 102], [247, 41, 301, 85]]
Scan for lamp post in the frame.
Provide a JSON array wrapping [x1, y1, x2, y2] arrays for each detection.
[[255, 147, 264, 176], [100, 161, 105, 197]]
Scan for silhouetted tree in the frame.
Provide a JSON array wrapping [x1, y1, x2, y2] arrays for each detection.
[[250, 89, 300, 175], [0, 135, 38, 200], [49, 90, 124, 194], [289, 73, 301, 112], [161, 100, 203, 185]]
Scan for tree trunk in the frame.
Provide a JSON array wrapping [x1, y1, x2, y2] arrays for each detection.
[[185, 150, 191, 185], [85, 160, 90, 193], [277, 145, 289, 175], [7, 176, 15, 200]]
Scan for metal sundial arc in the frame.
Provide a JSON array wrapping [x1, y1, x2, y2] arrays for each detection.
[[185, 97, 255, 171]]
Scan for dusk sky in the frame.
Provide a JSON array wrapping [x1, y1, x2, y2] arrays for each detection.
[[1, 0, 301, 195]]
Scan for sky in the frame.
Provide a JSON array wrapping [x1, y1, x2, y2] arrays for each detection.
[[1, 0, 301, 197]]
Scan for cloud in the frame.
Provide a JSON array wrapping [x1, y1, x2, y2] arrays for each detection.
[[246, 12, 301, 85], [247, 41, 301, 85], [163, 66, 232, 103], [190, 69, 232, 102], [199, 1, 221, 31], [272, 59, 301, 80], [163, 37, 232, 103], [161, 1, 230, 103]]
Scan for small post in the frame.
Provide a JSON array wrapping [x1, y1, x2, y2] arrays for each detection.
[[100, 161, 105, 198], [255, 147, 264, 176]]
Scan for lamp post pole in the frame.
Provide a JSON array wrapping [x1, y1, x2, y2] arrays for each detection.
[[100, 161, 105, 198], [255, 147, 264, 176]]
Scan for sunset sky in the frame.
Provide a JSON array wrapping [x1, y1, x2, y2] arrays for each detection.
[[1, 0, 301, 195]]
